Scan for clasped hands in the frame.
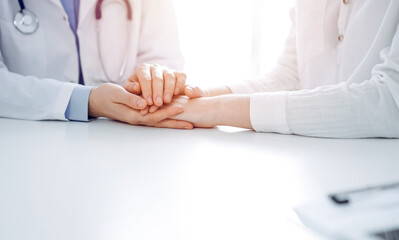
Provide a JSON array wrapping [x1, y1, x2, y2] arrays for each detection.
[[88, 63, 213, 129]]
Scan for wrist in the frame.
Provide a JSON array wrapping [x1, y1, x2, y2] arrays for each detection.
[[212, 95, 252, 129], [88, 87, 101, 118], [202, 97, 223, 126]]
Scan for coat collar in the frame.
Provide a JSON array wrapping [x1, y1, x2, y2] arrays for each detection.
[[47, 0, 97, 26]]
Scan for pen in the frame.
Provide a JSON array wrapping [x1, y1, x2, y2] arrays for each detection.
[[329, 182, 399, 205]]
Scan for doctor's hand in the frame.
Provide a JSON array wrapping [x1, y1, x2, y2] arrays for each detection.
[[88, 83, 193, 129], [123, 63, 187, 109]]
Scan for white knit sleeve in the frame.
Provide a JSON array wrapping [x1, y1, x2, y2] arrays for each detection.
[[251, 24, 399, 138]]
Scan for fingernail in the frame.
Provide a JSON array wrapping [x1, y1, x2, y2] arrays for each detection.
[[131, 82, 137, 88], [165, 94, 171, 102], [137, 99, 146, 107], [186, 87, 193, 94], [185, 126, 192, 130], [147, 96, 153, 105], [156, 96, 163, 105]]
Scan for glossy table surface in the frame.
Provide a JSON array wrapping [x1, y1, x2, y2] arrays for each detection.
[[1, 118, 399, 240]]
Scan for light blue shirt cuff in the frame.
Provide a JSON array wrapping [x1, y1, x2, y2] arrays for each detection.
[[65, 85, 93, 122]]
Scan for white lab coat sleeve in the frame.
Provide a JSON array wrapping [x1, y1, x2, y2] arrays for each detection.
[[135, 0, 184, 71], [250, 24, 399, 138], [0, 52, 76, 121], [228, 8, 300, 94]]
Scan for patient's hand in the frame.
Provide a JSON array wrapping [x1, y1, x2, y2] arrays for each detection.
[[184, 85, 233, 99], [166, 96, 220, 128], [166, 95, 252, 129]]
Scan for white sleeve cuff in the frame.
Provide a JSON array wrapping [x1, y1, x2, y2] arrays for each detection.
[[250, 92, 292, 134]]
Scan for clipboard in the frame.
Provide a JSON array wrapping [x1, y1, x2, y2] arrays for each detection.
[[294, 182, 399, 240]]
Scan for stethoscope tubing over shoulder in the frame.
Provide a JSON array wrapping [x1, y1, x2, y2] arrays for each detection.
[[12, 0, 134, 83], [95, 0, 133, 20], [95, 0, 133, 83]]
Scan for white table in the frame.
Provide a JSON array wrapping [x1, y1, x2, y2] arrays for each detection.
[[1, 118, 398, 240]]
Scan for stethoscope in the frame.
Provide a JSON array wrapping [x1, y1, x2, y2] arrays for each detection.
[[14, 0, 39, 34], [13, 0, 133, 83]]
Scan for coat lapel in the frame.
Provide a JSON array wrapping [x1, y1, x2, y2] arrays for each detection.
[[78, 0, 97, 26], [47, 0, 63, 10]]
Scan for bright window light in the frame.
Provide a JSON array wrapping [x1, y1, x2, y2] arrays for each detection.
[[173, 0, 294, 88]]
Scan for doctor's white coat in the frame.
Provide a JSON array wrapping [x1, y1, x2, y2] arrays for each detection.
[[0, 0, 184, 120]]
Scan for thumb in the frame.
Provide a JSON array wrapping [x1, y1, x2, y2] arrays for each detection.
[[116, 89, 147, 110], [124, 81, 141, 95], [184, 86, 208, 99], [143, 105, 184, 123]]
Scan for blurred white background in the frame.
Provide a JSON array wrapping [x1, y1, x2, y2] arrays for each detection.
[[173, 0, 294, 87]]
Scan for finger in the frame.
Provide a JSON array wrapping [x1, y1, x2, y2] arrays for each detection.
[[151, 65, 164, 107], [142, 106, 184, 123], [136, 64, 153, 105], [149, 105, 159, 113], [140, 106, 149, 116], [185, 86, 207, 99], [115, 104, 140, 125], [124, 81, 141, 95], [155, 119, 194, 130], [174, 72, 187, 95], [163, 70, 176, 103], [115, 89, 147, 110]]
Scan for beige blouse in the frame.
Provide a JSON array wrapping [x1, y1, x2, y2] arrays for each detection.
[[230, 0, 399, 138]]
